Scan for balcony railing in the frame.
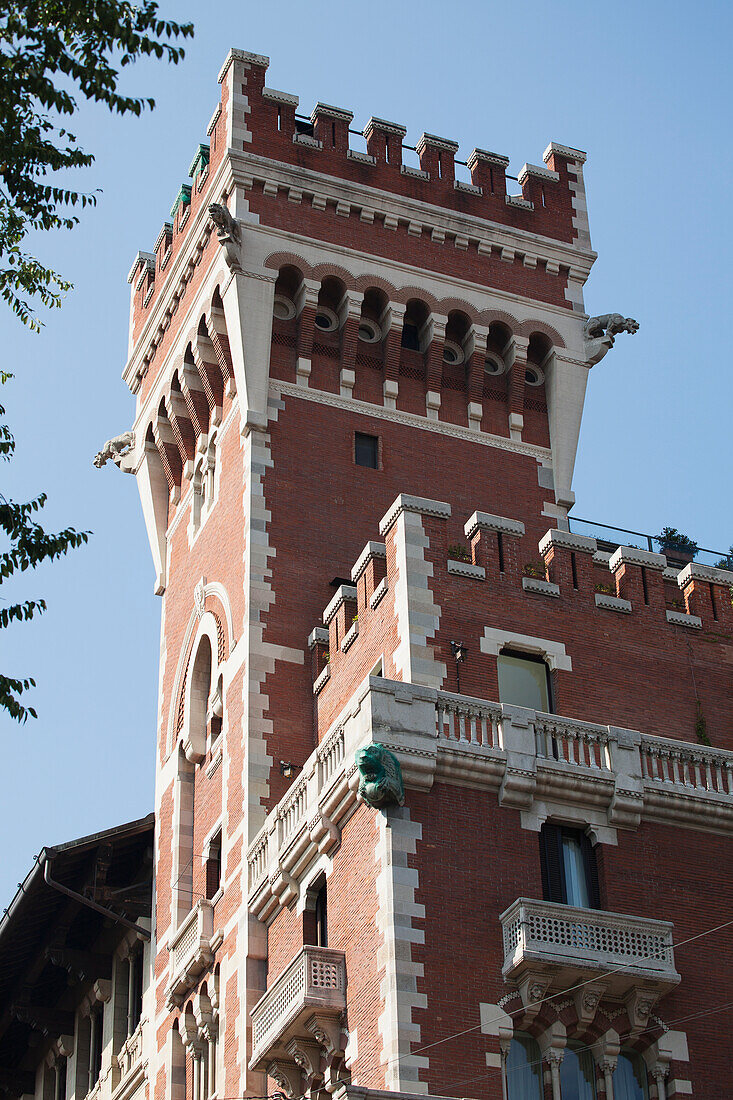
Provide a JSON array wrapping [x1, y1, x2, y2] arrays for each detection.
[[500, 898, 680, 997], [249, 946, 346, 1070], [167, 899, 214, 1006], [248, 676, 733, 920], [115, 1019, 144, 1082]]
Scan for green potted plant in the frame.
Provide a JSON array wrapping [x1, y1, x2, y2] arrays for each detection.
[[654, 527, 699, 563], [448, 543, 472, 563], [523, 561, 546, 579]]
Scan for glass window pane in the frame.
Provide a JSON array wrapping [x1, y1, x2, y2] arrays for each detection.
[[562, 833, 590, 908], [560, 1044, 597, 1100], [505, 1033, 543, 1100], [498, 654, 549, 712], [614, 1051, 649, 1100]]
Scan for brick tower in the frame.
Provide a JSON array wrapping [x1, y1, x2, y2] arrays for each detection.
[[107, 46, 733, 1100]]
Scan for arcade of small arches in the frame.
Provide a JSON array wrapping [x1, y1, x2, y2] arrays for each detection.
[[171, 972, 221, 1100], [266, 257, 564, 444]]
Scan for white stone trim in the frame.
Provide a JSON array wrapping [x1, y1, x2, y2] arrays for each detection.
[[351, 541, 387, 583], [677, 561, 733, 589], [506, 194, 533, 211], [379, 494, 451, 537], [468, 148, 510, 169], [401, 164, 429, 180], [543, 142, 587, 165], [313, 664, 330, 694], [595, 593, 632, 614], [464, 511, 525, 539], [347, 149, 376, 165], [539, 528, 597, 555], [522, 576, 560, 598], [666, 610, 702, 630], [323, 584, 357, 625], [480, 627, 572, 671], [447, 559, 485, 580], [454, 180, 482, 195], [272, 381, 553, 462], [262, 87, 299, 107], [391, 508, 446, 688], [311, 102, 354, 123], [518, 163, 560, 184], [375, 810, 427, 1093], [308, 626, 329, 648], [341, 620, 359, 652], [609, 546, 667, 572], [370, 578, 389, 610]]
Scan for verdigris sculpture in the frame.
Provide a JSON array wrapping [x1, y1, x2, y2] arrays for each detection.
[[356, 744, 405, 809]]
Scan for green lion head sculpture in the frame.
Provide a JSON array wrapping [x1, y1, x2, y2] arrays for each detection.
[[355, 743, 405, 809]]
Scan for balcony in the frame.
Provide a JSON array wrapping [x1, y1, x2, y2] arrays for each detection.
[[166, 899, 214, 1007], [249, 946, 346, 1073], [500, 898, 680, 1004]]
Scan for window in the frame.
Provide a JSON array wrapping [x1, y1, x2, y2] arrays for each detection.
[[205, 830, 222, 900], [505, 1032, 542, 1100], [89, 1006, 103, 1091], [314, 306, 339, 331], [540, 823, 600, 909], [497, 650, 552, 713], [303, 876, 328, 947], [524, 365, 545, 386], [129, 945, 144, 1032], [614, 1051, 649, 1100], [358, 318, 382, 343], [355, 432, 379, 469], [315, 881, 328, 946], [442, 340, 464, 365], [560, 1042, 597, 1100], [401, 322, 420, 350]]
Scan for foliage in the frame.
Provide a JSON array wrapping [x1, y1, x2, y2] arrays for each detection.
[[0, 0, 193, 330], [714, 545, 733, 570], [448, 543, 471, 563], [594, 582, 615, 595], [654, 527, 699, 557], [1, 377, 89, 721], [695, 704, 711, 747], [523, 561, 546, 579]]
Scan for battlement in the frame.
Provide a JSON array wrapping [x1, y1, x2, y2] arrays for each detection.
[[127, 47, 594, 364], [313, 494, 733, 749]]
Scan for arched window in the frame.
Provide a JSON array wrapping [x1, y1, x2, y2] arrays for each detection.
[[614, 1050, 649, 1100], [401, 299, 430, 350], [183, 635, 213, 764], [504, 1032, 542, 1100], [559, 1042, 597, 1100]]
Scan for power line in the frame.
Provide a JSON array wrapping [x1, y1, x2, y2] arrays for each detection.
[[385, 914, 733, 1069]]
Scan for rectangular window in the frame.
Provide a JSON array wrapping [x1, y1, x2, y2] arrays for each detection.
[[205, 830, 222, 900], [355, 432, 379, 469], [540, 823, 600, 909], [497, 651, 551, 713]]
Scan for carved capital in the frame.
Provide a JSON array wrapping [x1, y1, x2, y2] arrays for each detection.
[[266, 1060, 302, 1098]]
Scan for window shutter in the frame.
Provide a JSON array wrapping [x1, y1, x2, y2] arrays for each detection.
[[539, 824, 565, 903], [580, 832, 601, 909]]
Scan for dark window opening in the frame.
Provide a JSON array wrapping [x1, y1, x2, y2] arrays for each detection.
[[710, 582, 718, 621], [332, 121, 337, 147], [205, 830, 222, 900], [641, 565, 649, 605], [277, 106, 282, 131], [540, 823, 600, 909], [571, 551, 579, 590], [401, 322, 420, 350], [303, 878, 328, 947], [90, 1007, 103, 1087], [55, 1059, 67, 1100], [497, 531, 505, 574], [315, 882, 328, 946], [355, 432, 379, 469], [295, 118, 315, 137]]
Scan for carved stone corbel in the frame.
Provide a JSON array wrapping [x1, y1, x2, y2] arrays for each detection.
[[573, 984, 606, 1031], [516, 973, 551, 1020], [309, 811, 340, 854], [624, 987, 658, 1038], [286, 1038, 323, 1088], [266, 1060, 302, 1098], [304, 1013, 343, 1061]]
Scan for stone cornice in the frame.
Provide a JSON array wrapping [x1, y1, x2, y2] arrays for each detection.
[[229, 149, 597, 277], [272, 382, 553, 462], [677, 561, 733, 589], [379, 494, 451, 537], [351, 541, 387, 583], [464, 511, 525, 539], [539, 528, 598, 555]]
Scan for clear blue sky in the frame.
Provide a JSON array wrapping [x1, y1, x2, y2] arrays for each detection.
[[2, 0, 731, 907]]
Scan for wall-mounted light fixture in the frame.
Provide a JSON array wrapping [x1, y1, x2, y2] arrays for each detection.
[[450, 640, 468, 693], [279, 761, 301, 779]]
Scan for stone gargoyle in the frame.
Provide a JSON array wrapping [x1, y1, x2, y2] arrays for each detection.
[[584, 313, 639, 366], [356, 743, 405, 809], [209, 203, 241, 271], [93, 430, 135, 473]]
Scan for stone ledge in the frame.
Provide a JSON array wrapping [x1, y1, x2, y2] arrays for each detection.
[[346, 149, 376, 165], [323, 585, 357, 625], [400, 164, 430, 180], [370, 578, 388, 610], [379, 493, 451, 536], [341, 621, 359, 652], [678, 561, 733, 589], [522, 576, 560, 598], [595, 593, 632, 614], [666, 609, 702, 630], [293, 133, 322, 149], [351, 541, 387, 583], [447, 559, 485, 580], [454, 179, 482, 195], [313, 664, 330, 695], [308, 626, 329, 649], [465, 511, 525, 539], [539, 528, 597, 555], [610, 546, 666, 572]]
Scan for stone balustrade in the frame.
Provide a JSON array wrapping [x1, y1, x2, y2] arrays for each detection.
[[166, 899, 215, 1007], [247, 676, 733, 919]]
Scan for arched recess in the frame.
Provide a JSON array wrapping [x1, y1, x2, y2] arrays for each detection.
[[264, 251, 315, 279], [517, 319, 566, 348], [166, 584, 234, 758], [182, 630, 215, 765]]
